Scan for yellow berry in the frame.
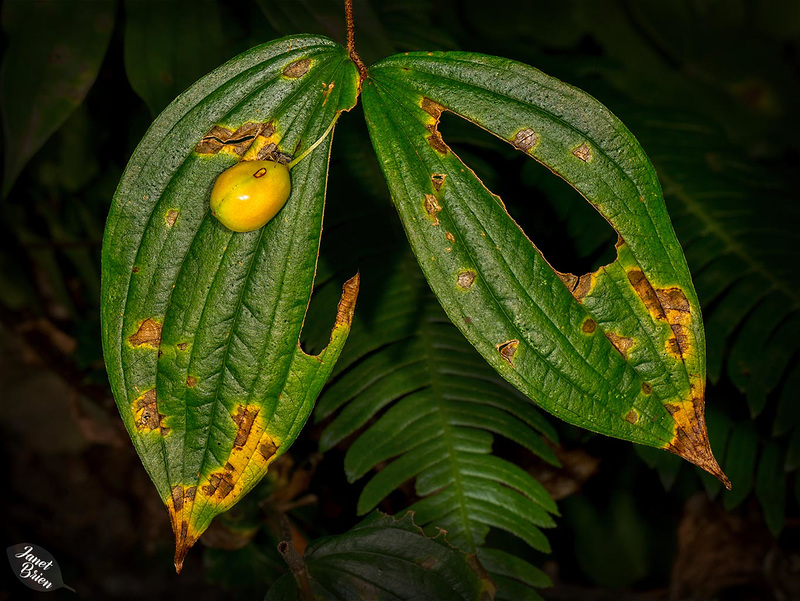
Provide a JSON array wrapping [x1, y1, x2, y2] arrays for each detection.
[[210, 160, 291, 232]]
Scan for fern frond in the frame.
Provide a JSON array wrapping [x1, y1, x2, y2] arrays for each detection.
[[314, 252, 559, 596]]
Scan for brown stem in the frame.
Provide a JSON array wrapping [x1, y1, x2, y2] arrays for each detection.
[[344, 0, 367, 80], [278, 540, 315, 601]]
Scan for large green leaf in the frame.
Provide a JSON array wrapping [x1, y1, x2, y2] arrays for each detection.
[[265, 512, 496, 601], [0, 0, 114, 196], [361, 52, 727, 484], [101, 35, 359, 570]]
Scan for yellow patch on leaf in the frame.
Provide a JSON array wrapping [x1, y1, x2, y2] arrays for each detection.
[[663, 379, 729, 489]]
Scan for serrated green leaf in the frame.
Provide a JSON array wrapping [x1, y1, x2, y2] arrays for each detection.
[[361, 51, 726, 484], [265, 512, 496, 601], [1, 0, 114, 196], [101, 35, 360, 571]]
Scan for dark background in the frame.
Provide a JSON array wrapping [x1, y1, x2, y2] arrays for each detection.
[[2, 1, 799, 599]]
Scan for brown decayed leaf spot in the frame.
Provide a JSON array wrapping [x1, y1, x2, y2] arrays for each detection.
[[282, 58, 311, 78], [457, 270, 476, 289], [497, 339, 519, 366], [128, 318, 162, 348], [512, 128, 538, 152]]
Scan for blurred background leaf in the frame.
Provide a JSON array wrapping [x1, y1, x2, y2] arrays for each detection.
[[123, 0, 225, 117], [1, 0, 114, 197]]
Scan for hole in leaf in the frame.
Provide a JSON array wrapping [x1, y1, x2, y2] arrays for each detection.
[[437, 113, 618, 276]]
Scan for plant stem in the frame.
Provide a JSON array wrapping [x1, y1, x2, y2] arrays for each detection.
[[286, 112, 341, 170], [344, 0, 367, 80], [278, 540, 315, 601]]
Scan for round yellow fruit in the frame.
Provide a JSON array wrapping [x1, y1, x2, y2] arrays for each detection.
[[210, 160, 291, 232]]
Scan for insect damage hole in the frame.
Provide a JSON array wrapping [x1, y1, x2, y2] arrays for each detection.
[[497, 339, 519, 366], [440, 113, 618, 280]]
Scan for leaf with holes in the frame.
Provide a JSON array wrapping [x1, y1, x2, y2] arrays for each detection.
[[265, 512, 496, 601], [101, 35, 360, 571], [361, 51, 728, 485]]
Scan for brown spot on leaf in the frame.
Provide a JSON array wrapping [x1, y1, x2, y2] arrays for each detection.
[[202, 469, 235, 500], [132, 266, 140, 274], [132, 388, 165, 432], [283, 58, 311, 78], [572, 143, 592, 162], [582, 318, 596, 333], [418, 556, 438, 570], [254, 142, 277, 162], [186, 376, 197, 388], [557, 270, 596, 301], [424, 194, 441, 225], [171, 486, 185, 512], [457, 270, 476, 289], [629, 271, 693, 359], [165, 209, 179, 227], [627, 269, 666, 320], [129, 318, 162, 348], [195, 122, 275, 156], [657, 287, 691, 315], [497, 339, 519, 366], [512, 128, 538, 152], [232, 406, 259, 448], [642, 382, 652, 395], [605, 331, 634, 359], [259, 440, 278, 462], [177, 342, 187, 351], [431, 173, 446, 191], [665, 395, 730, 489], [625, 409, 640, 424], [420, 97, 445, 119], [426, 124, 448, 154], [335, 273, 360, 328], [445, 232, 455, 244]]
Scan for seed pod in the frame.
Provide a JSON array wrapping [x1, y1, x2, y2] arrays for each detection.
[[210, 160, 291, 232]]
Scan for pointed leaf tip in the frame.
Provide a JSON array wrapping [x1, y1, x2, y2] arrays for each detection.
[[665, 399, 730, 489]]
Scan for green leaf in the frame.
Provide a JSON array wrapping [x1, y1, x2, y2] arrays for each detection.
[[477, 548, 550, 601], [317, 250, 557, 596], [361, 51, 726, 484], [1, 0, 114, 196], [265, 512, 496, 601], [723, 422, 758, 510], [563, 491, 650, 587], [101, 35, 360, 571], [621, 110, 800, 418], [755, 441, 786, 535], [124, 0, 225, 116]]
